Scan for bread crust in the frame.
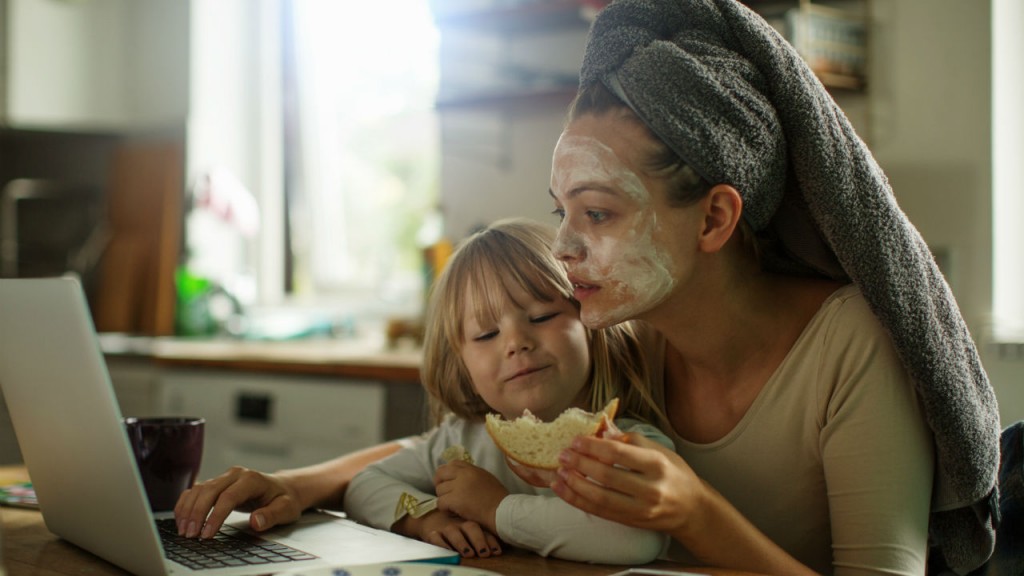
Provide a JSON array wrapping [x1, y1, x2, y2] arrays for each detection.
[[485, 398, 620, 470]]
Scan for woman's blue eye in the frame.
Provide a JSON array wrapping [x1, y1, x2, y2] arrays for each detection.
[[551, 208, 566, 221], [586, 210, 608, 223]]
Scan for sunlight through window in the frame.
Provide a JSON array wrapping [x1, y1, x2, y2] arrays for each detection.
[[286, 0, 440, 310]]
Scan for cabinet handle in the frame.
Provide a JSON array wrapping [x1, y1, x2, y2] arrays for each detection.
[[235, 393, 272, 424]]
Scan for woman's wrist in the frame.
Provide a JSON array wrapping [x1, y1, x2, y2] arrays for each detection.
[[276, 466, 340, 512], [668, 478, 716, 548]]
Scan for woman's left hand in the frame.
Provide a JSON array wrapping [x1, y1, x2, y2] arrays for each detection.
[[434, 460, 509, 533], [551, 432, 705, 536]]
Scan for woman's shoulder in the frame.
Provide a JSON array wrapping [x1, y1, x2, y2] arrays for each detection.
[[814, 283, 885, 334], [802, 283, 905, 378]]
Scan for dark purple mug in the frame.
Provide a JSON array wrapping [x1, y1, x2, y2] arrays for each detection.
[[124, 417, 205, 512]]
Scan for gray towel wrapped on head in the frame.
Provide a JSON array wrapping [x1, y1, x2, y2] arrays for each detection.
[[579, 0, 1001, 573]]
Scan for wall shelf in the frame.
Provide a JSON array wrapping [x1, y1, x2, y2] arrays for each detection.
[[745, 0, 868, 92], [433, 1, 604, 114], [435, 85, 577, 112], [434, 0, 606, 34]]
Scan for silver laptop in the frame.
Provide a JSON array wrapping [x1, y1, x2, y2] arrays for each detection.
[[0, 277, 458, 576]]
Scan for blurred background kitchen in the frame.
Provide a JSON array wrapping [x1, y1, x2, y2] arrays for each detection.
[[0, 0, 1021, 479]]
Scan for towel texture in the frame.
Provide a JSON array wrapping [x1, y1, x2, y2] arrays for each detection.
[[579, 1, 1001, 573]]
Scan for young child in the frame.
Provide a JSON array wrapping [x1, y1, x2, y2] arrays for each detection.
[[343, 218, 672, 564]]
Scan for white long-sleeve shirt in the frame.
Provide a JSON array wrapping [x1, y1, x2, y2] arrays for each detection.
[[344, 414, 672, 565]]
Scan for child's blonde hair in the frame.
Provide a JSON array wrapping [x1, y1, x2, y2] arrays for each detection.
[[420, 217, 663, 426]]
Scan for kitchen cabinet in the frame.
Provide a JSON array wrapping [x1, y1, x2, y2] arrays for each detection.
[[158, 370, 387, 482], [106, 356, 164, 418], [105, 343, 429, 482], [0, 0, 189, 131]]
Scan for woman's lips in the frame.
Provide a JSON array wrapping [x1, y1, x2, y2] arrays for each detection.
[[569, 275, 600, 301]]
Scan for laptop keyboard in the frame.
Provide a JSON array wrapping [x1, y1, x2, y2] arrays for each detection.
[[156, 518, 318, 570]]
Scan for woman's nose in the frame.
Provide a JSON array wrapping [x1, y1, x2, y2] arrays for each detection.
[[552, 226, 583, 262]]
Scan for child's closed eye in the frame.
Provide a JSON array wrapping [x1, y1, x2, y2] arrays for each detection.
[[472, 329, 498, 342], [530, 312, 559, 324]]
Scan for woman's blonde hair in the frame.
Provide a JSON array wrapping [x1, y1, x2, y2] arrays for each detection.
[[420, 217, 663, 426]]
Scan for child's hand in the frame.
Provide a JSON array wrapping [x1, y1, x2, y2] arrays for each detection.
[[433, 460, 509, 533], [396, 510, 502, 558]]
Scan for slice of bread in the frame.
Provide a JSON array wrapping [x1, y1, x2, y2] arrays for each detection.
[[485, 398, 619, 470]]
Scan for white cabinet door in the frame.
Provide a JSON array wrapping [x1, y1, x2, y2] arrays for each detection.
[[106, 356, 163, 419], [4, 0, 188, 130], [158, 370, 386, 482]]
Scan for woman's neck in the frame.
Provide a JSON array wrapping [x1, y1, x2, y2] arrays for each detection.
[[651, 272, 842, 443], [649, 271, 784, 370]]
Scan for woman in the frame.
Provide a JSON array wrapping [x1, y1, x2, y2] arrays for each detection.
[[542, 0, 999, 575], [548, 79, 931, 576]]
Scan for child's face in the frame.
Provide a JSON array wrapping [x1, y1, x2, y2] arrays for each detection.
[[460, 282, 591, 422]]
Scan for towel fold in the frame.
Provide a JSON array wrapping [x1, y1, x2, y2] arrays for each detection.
[[579, 1, 1001, 573]]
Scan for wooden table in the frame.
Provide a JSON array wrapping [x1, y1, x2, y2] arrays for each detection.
[[0, 467, 762, 576], [0, 505, 768, 576]]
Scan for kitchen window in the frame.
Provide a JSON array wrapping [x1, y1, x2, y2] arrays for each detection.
[[188, 0, 440, 324], [281, 0, 440, 308], [993, 0, 1024, 342]]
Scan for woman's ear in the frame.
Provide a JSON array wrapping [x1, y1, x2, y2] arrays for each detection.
[[698, 184, 743, 253]]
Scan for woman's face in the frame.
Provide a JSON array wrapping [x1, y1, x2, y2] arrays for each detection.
[[549, 112, 702, 329]]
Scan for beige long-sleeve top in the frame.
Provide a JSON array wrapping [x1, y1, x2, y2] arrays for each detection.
[[647, 284, 935, 575]]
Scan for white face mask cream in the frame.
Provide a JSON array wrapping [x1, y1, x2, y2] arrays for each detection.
[[551, 133, 677, 328]]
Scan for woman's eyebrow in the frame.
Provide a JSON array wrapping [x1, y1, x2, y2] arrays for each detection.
[[549, 185, 619, 201]]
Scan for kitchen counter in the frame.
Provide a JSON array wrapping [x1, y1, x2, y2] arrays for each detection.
[[99, 333, 423, 382]]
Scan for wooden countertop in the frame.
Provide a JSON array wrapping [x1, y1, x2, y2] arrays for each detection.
[[100, 333, 423, 382]]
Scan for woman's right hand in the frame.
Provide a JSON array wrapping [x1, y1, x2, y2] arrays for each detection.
[[173, 466, 303, 539], [550, 433, 704, 537]]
